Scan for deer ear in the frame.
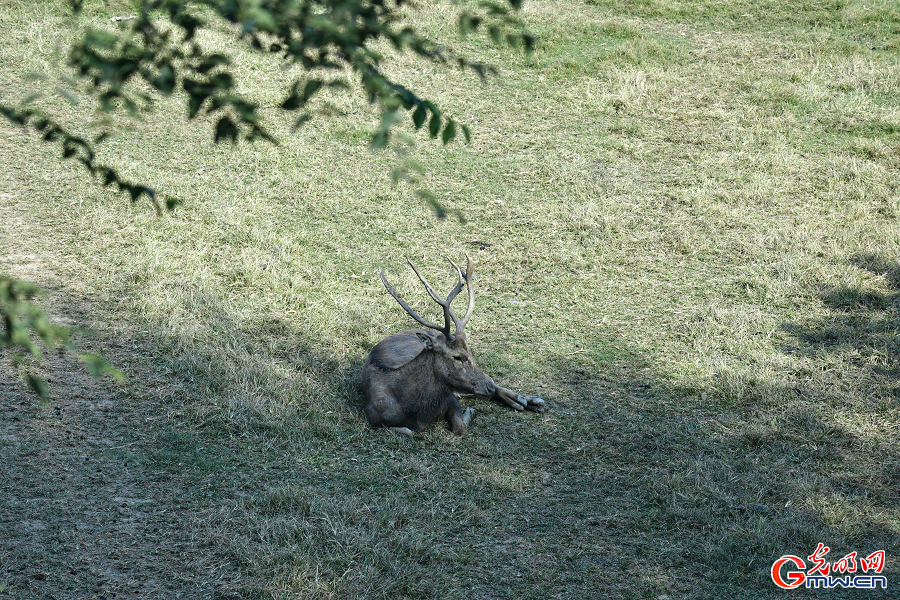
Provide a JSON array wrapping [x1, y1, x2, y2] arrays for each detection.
[[416, 331, 434, 350]]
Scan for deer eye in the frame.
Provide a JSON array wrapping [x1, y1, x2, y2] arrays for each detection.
[[454, 355, 468, 362]]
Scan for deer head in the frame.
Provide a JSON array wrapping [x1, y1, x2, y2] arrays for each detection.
[[379, 255, 494, 397]]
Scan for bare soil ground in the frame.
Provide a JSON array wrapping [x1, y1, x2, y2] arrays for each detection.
[[0, 194, 235, 598], [0, 350, 210, 598]]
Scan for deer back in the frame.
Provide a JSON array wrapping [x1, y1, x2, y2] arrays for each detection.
[[364, 329, 496, 399], [365, 330, 432, 372]]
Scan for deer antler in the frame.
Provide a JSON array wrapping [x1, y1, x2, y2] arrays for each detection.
[[448, 255, 475, 330], [379, 255, 476, 342]]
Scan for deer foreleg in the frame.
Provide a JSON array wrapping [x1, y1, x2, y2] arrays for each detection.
[[493, 386, 545, 413], [447, 398, 476, 436]]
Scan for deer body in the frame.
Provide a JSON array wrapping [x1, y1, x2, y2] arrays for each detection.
[[363, 257, 544, 436]]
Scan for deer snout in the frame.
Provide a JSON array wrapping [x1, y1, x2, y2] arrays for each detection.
[[482, 380, 497, 397]]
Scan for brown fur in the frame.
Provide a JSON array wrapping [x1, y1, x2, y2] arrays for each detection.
[[363, 257, 544, 436]]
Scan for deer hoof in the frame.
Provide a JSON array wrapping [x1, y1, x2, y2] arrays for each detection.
[[388, 427, 415, 437], [462, 407, 476, 425], [496, 389, 525, 411], [523, 396, 545, 413]]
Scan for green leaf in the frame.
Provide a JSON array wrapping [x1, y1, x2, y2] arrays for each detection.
[[209, 72, 234, 90], [416, 189, 436, 202], [57, 88, 79, 105], [184, 80, 209, 118], [412, 104, 426, 129], [416, 189, 446, 219], [246, 7, 276, 32], [423, 101, 441, 121], [172, 12, 203, 40], [154, 64, 176, 95], [195, 53, 230, 74], [371, 129, 389, 149], [480, 1, 511, 17], [395, 88, 414, 110], [442, 119, 457, 145], [82, 29, 117, 50], [123, 97, 139, 117], [428, 113, 441, 138], [232, 99, 258, 122], [282, 80, 322, 110], [461, 123, 471, 143], [26, 374, 48, 403], [79, 352, 126, 383]]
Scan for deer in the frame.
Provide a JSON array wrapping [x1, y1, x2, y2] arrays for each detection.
[[362, 255, 544, 436]]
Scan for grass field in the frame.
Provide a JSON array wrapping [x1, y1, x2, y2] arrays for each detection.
[[1, 0, 899, 598]]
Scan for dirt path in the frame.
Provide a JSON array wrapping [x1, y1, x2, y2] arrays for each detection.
[[0, 183, 226, 598], [0, 295, 229, 599]]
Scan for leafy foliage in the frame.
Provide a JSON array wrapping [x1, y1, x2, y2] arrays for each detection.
[[0, 105, 172, 214], [0, 275, 124, 400], [4, 0, 531, 211], [0, 0, 531, 396]]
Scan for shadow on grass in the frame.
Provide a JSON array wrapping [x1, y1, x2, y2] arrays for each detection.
[[786, 253, 900, 389], [158, 265, 898, 599], [5, 277, 898, 599], [144, 282, 370, 437], [0, 285, 250, 598], [781, 252, 900, 534], [498, 337, 898, 599]]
